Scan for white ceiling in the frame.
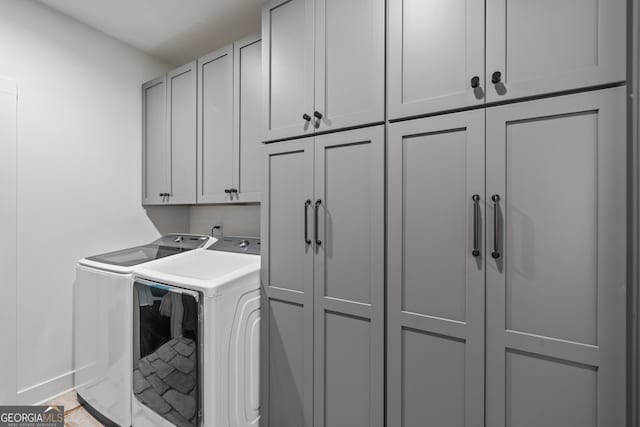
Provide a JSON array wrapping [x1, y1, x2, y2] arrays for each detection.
[[39, 0, 262, 65]]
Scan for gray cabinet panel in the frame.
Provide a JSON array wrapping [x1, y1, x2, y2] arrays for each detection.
[[261, 138, 314, 427], [262, 0, 314, 141], [264, 142, 313, 292], [486, 0, 626, 102], [505, 110, 597, 344], [401, 129, 470, 321], [387, 110, 485, 427], [323, 313, 372, 427], [313, 126, 384, 427], [388, 0, 485, 119], [485, 87, 627, 427], [505, 350, 597, 427], [167, 62, 197, 204], [197, 45, 234, 203], [401, 329, 466, 427], [314, 0, 384, 131], [234, 34, 263, 202], [266, 299, 307, 427], [142, 76, 169, 205]]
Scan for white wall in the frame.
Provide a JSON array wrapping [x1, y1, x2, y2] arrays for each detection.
[[0, 0, 189, 404], [0, 78, 18, 405], [190, 205, 260, 238]]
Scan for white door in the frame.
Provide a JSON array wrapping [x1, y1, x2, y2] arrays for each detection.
[[388, 0, 485, 120], [197, 46, 234, 203], [313, 0, 385, 132], [485, 87, 627, 427], [262, 0, 315, 142], [485, 0, 626, 102], [387, 110, 485, 427], [142, 76, 169, 205], [167, 62, 197, 204], [234, 34, 263, 202]]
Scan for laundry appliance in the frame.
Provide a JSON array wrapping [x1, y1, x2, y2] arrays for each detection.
[[130, 236, 261, 427], [74, 234, 214, 427]]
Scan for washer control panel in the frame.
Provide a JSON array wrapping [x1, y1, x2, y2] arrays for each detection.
[[207, 236, 261, 255]]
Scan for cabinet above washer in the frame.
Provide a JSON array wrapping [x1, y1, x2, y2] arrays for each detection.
[[142, 34, 263, 206]]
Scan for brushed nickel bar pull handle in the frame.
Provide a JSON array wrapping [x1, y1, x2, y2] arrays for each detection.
[[491, 194, 501, 259], [314, 199, 322, 246], [304, 199, 312, 245], [472, 194, 480, 257]]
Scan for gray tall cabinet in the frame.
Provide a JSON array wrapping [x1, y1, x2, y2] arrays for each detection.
[[261, 0, 385, 426], [261, 0, 629, 426], [262, 126, 384, 427], [388, 88, 627, 427], [386, 0, 628, 425]]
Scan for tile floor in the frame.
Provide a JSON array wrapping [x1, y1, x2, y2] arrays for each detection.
[[46, 391, 104, 427]]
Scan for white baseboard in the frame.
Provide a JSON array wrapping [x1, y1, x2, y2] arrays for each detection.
[[17, 369, 74, 405]]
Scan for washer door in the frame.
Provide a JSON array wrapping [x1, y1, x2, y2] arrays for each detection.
[[132, 279, 201, 427]]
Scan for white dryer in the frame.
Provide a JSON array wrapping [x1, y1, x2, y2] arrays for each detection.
[[74, 234, 214, 427], [130, 236, 261, 427]]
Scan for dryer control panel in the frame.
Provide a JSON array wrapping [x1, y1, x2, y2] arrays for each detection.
[[207, 236, 261, 255]]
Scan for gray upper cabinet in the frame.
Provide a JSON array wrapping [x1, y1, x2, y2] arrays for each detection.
[[143, 34, 263, 206], [389, 0, 626, 119], [142, 63, 197, 206], [233, 34, 263, 202], [263, 0, 385, 142], [167, 62, 197, 204], [485, 87, 626, 427], [197, 45, 234, 203], [387, 110, 485, 427], [388, 0, 485, 120], [142, 62, 197, 205], [262, 0, 315, 142], [142, 76, 169, 205], [313, 0, 384, 132], [485, 0, 626, 102]]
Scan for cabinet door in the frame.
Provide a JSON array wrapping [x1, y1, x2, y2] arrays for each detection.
[[313, 0, 384, 132], [388, 0, 485, 120], [167, 62, 197, 204], [262, 0, 315, 142], [234, 34, 263, 202], [387, 110, 485, 427], [197, 46, 234, 203], [261, 138, 314, 427], [142, 76, 169, 205], [485, 87, 626, 427], [313, 126, 384, 427], [485, 0, 626, 102]]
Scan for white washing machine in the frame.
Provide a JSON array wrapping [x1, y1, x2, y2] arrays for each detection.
[[130, 236, 261, 427], [74, 234, 215, 427]]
